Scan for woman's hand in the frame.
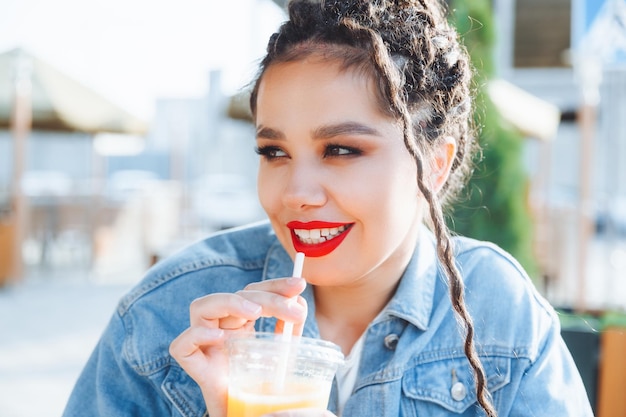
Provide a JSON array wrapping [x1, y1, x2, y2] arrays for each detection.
[[169, 277, 308, 417]]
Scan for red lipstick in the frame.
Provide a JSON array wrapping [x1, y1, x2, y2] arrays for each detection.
[[287, 221, 353, 258]]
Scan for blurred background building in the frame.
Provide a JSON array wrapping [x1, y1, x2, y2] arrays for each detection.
[[494, 0, 626, 311]]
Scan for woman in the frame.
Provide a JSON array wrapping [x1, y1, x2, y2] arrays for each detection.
[[63, 1, 593, 416]]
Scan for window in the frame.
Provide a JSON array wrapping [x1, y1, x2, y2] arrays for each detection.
[[514, 0, 572, 68]]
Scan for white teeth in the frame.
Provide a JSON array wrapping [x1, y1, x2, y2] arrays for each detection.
[[293, 225, 347, 244]]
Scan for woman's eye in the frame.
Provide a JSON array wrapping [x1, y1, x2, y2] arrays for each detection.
[[255, 145, 287, 160], [324, 144, 362, 157]]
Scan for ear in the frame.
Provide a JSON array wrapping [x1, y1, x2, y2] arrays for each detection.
[[429, 136, 457, 193]]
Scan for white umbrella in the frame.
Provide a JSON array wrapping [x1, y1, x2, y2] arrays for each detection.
[[0, 47, 148, 134]]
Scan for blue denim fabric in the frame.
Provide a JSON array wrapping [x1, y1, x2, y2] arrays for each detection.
[[62, 221, 593, 417]]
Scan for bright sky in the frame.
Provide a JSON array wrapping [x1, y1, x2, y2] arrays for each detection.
[[0, 0, 286, 121]]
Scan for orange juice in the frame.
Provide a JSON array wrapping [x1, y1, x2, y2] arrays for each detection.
[[227, 381, 329, 417], [226, 333, 343, 417]]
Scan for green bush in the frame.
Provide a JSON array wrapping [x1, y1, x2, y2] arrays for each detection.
[[447, 0, 537, 276], [601, 311, 626, 329]]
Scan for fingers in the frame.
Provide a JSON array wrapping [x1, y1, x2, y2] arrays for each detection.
[[169, 327, 230, 417], [243, 276, 306, 298], [238, 277, 307, 323], [189, 293, 263, 328], [169, 326, 228, 390], [189, 278, 308, 330], [275, 296, 307, 336], [237, 290, 306, 321], [169, 326, 225, 359]]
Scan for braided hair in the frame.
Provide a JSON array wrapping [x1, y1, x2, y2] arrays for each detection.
[[250, 1, 496, 415]]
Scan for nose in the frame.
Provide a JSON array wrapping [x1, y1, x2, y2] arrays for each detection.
[[282, 162, 327, 210]]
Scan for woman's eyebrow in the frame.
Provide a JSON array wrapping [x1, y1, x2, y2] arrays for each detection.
[[256, 121, 381, 140], [256, 125, 284, 139], [312, 121, 381, 139]]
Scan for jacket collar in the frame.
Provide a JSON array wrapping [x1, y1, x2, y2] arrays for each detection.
[[378, 225, 438, 331]]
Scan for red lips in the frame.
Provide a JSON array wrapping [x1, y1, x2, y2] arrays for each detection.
[[286, 221, 353, 258]]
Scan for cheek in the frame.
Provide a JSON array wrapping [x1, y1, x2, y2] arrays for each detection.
[[377, 161, 422, 222], [381, 182, 421, 222], [345, 166, 420, 227]]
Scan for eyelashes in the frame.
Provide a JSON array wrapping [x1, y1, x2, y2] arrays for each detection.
[[325, 144, 362, 157], [255, 144, 363, 161], [255, 145, 285, 160]]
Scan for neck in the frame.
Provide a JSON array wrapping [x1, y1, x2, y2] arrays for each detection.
[[313, 249, 412, 355]]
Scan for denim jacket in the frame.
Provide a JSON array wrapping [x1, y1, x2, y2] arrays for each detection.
[[63, 221, 593, 417]]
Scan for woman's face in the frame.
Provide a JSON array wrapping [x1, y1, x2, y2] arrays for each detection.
[[255, 57, 428, 287]]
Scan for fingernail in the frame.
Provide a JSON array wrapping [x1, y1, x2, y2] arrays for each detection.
[[287, 299, 306, 316], [287, 276, 303, 286], [207, 328, 225, 338], [242, 299, 262, 314]]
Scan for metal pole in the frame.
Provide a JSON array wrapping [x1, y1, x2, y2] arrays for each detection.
[[10, 52, 33, 282], [576, 102, 596, 312]]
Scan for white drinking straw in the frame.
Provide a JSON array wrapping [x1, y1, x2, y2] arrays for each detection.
[[281, 252, 305, 341], [275, 252, 305, 392]]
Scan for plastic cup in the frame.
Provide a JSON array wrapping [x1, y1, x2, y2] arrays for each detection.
[[226, 332, 344, 417]]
